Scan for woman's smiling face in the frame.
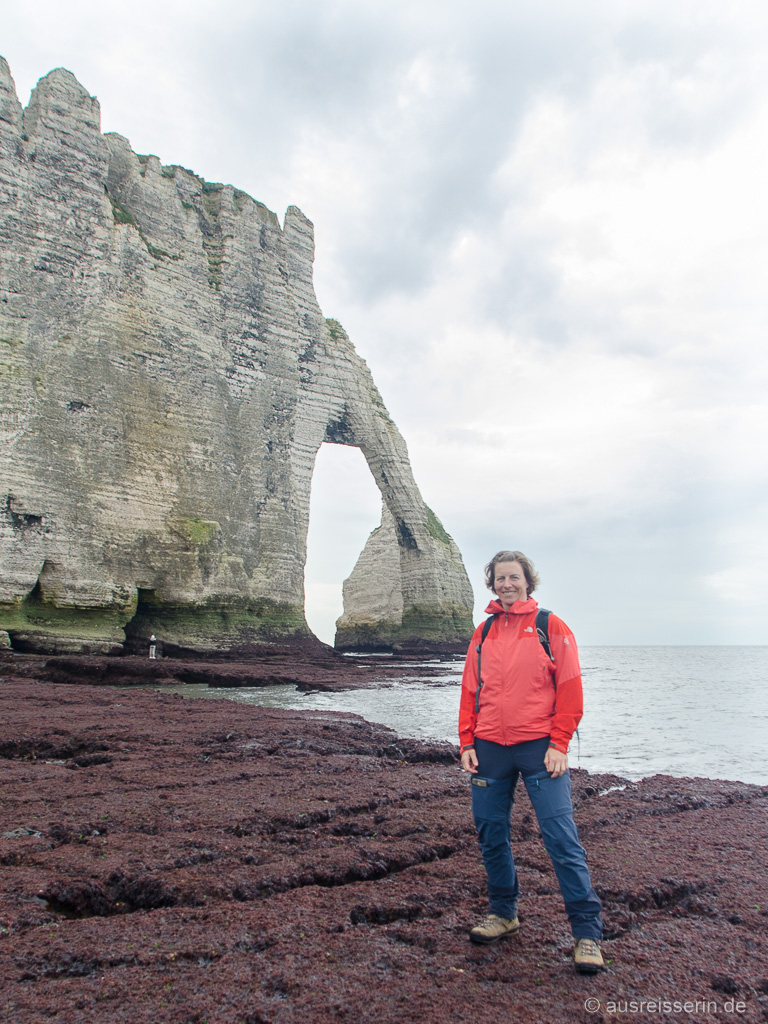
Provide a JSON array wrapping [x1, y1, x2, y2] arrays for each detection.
[[492, 560, 529, 610]]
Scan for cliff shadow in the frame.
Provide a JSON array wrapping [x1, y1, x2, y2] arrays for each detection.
[[122, 588, 159, 656]]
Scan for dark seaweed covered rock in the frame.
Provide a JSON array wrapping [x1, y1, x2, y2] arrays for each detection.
[[1, 672, 767, 1024]]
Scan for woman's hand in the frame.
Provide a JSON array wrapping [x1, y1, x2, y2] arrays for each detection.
[[544, 746, 568, 778], [461, 747, 479, 773]]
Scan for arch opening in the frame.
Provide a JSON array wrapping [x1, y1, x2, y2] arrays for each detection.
[[304, 443, 382, 645]]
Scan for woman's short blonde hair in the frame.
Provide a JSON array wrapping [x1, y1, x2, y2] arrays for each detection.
[[484, 550, 540, 597]]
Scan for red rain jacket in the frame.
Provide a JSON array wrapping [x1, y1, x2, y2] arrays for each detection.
[[458, 597, 583, 754]]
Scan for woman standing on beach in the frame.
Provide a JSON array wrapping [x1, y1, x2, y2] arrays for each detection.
[[458, 550, 604, 974]]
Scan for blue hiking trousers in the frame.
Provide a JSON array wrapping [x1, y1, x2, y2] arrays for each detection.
[[471, 735, 602, 940]]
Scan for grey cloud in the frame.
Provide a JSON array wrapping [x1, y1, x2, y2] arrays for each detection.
[[453, 472, 768, 643], [98, 1, 758, 317], [183, 5, 618, 299]]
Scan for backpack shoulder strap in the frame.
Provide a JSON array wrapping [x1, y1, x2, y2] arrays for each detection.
[[535, 608, 580, 749], [480, 614, 495, 644], [474, 614, 497, 714], [536, 607, 553, 663]]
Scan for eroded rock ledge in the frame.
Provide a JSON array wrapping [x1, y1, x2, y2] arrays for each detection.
[[3, 645, 456, 694], [0, 57, 474, 656], [0, 674, 766, 1023]]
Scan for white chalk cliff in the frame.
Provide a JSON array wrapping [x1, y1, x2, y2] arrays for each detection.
[[0, 60, 474, 655]]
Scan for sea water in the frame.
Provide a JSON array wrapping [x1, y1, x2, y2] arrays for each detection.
[[163, 646, 768, 786]]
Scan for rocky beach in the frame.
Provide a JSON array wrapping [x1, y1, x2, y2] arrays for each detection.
[[1, 653, 767, 1023]]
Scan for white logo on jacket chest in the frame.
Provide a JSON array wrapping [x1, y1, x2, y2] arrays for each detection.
[[524, 626, 533, 632]]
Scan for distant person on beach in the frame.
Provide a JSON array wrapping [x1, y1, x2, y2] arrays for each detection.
[[458, 550, 603, 974], [148, 634, 157, 660]]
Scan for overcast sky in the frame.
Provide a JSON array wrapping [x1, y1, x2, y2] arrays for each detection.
[[4, 0, 767, 644]]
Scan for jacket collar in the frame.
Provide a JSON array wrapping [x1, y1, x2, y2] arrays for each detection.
[[485, 597, 539, 616]]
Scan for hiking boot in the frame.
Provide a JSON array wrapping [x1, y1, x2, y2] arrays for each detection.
[[573, 937, 604, 974], [469, 913, 520, 945]]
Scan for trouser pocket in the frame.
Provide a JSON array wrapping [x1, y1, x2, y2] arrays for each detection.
[[471, 775, 513, 824], [523, 770, 574, 820]]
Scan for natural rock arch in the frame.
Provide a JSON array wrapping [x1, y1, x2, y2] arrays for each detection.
[[0, 60, 474, 655]]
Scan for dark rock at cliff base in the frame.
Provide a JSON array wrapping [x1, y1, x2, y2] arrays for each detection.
[[2, 645, 456, 693], [1, 674, 766, 1024]]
